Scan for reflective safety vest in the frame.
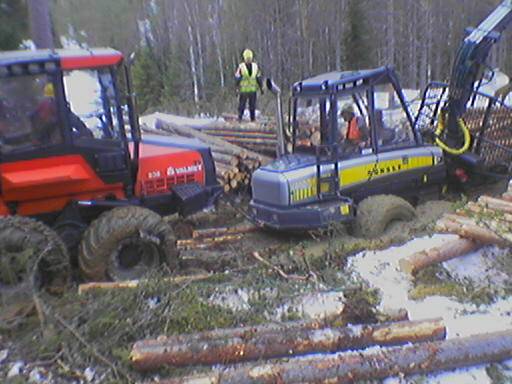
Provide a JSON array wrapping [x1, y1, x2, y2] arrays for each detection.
[[346, 117, 362, 142], [238, 62, 259, 93]]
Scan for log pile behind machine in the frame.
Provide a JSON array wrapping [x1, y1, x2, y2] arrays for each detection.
[[142, 116, 272, 193]]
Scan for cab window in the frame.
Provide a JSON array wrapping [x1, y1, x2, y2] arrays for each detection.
[[0, 74, 64, 155], [337, 92, 372, 156], [63, 69, 124, 142], [374, 84, 416, 150]]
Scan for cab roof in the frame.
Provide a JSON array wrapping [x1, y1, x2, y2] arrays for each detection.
[[292, 66, 397, 96], [0, 48, 123, 70]]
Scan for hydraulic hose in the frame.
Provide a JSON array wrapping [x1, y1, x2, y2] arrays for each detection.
[[434, 111, 471, 155]]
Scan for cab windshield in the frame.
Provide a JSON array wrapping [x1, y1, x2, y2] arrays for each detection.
[[0, 73, 64, 154], [291, 92, 371, 157]]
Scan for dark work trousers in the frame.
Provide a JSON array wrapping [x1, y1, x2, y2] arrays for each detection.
[[238, 92, 257, 121]]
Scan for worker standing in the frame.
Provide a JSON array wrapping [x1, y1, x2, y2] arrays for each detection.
[[235, 49, 263, 122]]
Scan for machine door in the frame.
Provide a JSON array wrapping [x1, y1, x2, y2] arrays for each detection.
[[62, 67, 132, 190], [0, 68, 75, 207], [372, 83, 436, 196]]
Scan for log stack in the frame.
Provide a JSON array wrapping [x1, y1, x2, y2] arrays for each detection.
[[131, 318, 446, 371], [400, 183, 512, 275], [130, 317, 512, 382], [142, 117, 272, 193], [143, 329, 512, 383], [201, 124, 278, 156], [215, 151, 262, 193]]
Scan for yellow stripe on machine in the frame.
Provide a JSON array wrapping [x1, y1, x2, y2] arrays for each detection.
[[339, 156, 433, 187]]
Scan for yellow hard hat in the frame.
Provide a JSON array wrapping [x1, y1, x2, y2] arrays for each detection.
[[44, 83, 54, 98], [242, 49, 253, 62]]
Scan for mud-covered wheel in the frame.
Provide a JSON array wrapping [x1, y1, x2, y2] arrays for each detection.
[[78, 206, 178, 281], [354, 195, 416, 238], [0, 216, 70, 296]]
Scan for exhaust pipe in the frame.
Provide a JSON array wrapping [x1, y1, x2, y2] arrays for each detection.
[[266, 78, 285, 157]]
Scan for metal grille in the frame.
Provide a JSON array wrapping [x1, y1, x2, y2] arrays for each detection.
[[415, 82, 512, 171]]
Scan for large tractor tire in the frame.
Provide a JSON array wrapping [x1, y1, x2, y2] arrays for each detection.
[[354, 194, 416, 238], [78, 206, 178, 281], [0, 216, 70, 296]]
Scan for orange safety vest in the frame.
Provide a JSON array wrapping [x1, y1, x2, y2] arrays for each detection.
[[346, 117, 362, 142]]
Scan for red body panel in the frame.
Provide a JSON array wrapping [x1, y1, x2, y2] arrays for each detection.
[[0, 155, 125, 216], [0, 199, 9, 215], [60, 50, 123, 70], [134, 143, 205, 197]]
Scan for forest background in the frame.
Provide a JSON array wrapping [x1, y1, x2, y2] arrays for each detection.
[[2, 0, 509, 116]]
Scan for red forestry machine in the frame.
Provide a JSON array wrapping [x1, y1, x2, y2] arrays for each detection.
[[0, 48, 221, 291]]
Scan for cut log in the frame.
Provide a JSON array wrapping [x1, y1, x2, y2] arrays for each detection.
[[436, 214, 509, 246], [192, 224, 258, 239], [465, 201, 512, 222], [478, 195, 512, 214], [399, 238, 481, 275], [211, 152, 235, 165], [210, 136, 277, 144], [501, 192, 512, 202], [176, 234, 243, 250], [78, 273, 211, 294], [156, 118, 271, 163], [130, 318, 446, 370], [156, 329, 512, 384], [203, 130, 277, 139]]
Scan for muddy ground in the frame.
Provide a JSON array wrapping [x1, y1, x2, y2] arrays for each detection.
[[1, 182, 512, 383]]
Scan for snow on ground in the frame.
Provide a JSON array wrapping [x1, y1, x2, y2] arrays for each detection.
[[347, 235, 512, 383], [273, 291, 344, 321]]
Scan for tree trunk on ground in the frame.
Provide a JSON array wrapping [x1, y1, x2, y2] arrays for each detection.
[[436, 214, 509, 246], [157, 329, 512, 383], [176, 234, 243, 250], [478, 195, 512, 214], [78, 273, 211, 294], [28, 0, 54, 49], [130, 318, 445, 370], [399, 238, 481, 275], [192, 224, 258, 239]]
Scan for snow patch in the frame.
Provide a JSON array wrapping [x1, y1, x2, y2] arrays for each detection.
[[347, 235, 512, 383], [274, 291, 344, 321], [209, 288, 252, 312]]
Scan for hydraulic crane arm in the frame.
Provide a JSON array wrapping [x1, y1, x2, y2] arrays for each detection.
[[445, 0, 512, 147]]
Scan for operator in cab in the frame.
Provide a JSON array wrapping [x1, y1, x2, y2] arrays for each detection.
[[340, 103, 370, 150], [31, 82, 61, 145]]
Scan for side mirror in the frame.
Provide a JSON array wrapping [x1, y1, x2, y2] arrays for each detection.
[[266, 78, 281, 95], [128, 52, 136, 66]]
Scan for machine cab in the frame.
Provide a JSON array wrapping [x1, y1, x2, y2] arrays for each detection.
[[0, 49, 135, 217], [288, 67, 420, 159]]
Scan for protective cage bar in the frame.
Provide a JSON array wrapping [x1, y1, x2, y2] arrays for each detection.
[[415, 82, 512, 171]]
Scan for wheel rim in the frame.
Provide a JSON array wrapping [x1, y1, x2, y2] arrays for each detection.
[[109, 236, 161, 281], [0, 243, 42, 297]]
